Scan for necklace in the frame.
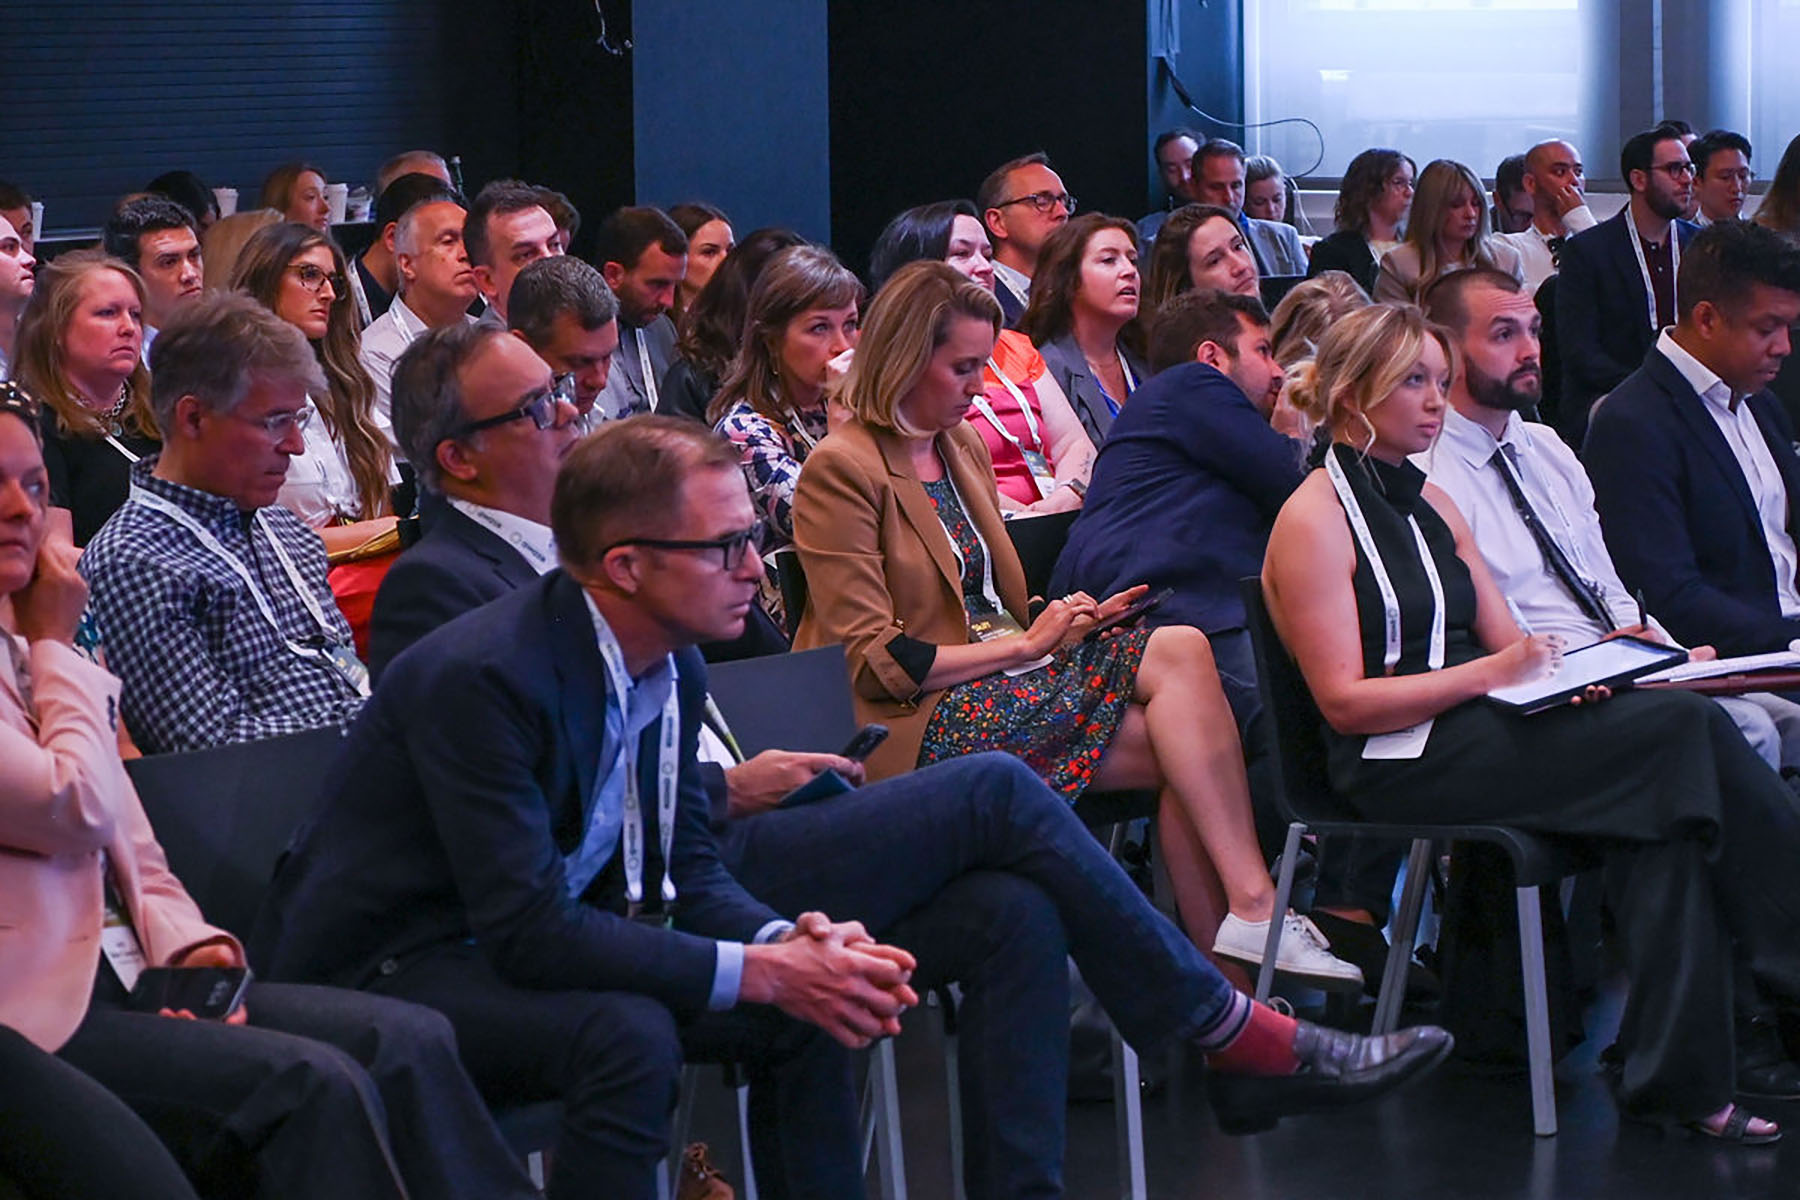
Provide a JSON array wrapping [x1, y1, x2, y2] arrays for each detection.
[[99, 382, 130, 437]]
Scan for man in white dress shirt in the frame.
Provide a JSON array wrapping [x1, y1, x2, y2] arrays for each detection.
[[1495, 140, 1598, 295]]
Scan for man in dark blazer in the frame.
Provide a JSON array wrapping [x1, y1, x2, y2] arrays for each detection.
[[1586, 219, 1800, 657], [1555, 126, 1699, 445]]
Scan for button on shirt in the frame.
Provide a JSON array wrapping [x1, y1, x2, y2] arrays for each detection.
[[1658, 329, 1800, 617]]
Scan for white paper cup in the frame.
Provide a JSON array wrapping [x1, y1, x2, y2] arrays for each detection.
[[27, 201, 43, 242], [324, 183, 349, 226], [212, 187, 238, 217]]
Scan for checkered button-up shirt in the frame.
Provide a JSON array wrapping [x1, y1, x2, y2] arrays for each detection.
[[79, 457, 366, 754]]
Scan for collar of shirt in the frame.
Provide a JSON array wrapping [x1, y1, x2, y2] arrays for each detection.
[[1657, 328, 1736, 410], [581, 590, 676, 714], [131, 455, 262, 534], [388, 294, 429, 341], [446, 496, 557, 574], [991, 258, 1031, 303], [1439, 402, 1526, 471]]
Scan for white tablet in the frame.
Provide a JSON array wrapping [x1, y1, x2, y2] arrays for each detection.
[[1484, 636, 1687, 715]]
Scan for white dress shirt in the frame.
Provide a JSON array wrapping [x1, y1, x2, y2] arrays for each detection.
[[1657, 329, 1800, 617], [446, 497, 557, 574], [992, 259, 1032, 309], [1497, 204, 1597, 294], [358, 296, 478, 458], [277, 401, 368, 529]]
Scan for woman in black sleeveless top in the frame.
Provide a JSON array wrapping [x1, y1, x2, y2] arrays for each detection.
[[1264, 303, 1800, 1143]]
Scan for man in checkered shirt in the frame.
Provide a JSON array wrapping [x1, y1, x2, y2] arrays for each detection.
[[80, 292, 367, 754]]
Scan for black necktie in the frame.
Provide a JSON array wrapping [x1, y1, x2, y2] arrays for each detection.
[[1489, 446, 1618, 631], [1546, 236, 1566, 267]]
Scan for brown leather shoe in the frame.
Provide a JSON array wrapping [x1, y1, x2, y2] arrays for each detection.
[[675, 1142, 734, 1200]]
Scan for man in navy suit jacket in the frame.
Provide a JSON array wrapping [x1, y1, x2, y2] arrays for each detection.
[[1586, 219, 1800, 657], [1556, 127, 1700, 444]]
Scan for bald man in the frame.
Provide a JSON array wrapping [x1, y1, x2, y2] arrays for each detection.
[[1496, 140, 1598, 294]]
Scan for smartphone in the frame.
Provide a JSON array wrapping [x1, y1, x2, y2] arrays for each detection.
[[778, 768, 857, 809], [126, 967, 251, 1020], [838, 724, 889, 762], [1083, 587, 1174, 642]]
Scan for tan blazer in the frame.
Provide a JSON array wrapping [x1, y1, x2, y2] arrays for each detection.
[[0, 636, 237, 1051], [793, 419, 1029, 780], [1372, 237, 1525, 304]]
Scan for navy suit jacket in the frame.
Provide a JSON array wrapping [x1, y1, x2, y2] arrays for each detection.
[[1048, 362, 1305, 634], [1556, 209, 1698, 431], [251, 571, 782, 1012], [1585, 346, 1800, 655]]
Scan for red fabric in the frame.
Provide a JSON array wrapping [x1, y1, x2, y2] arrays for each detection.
[[1204, 1002, 1300, 1075], [972, 331, 1053, 506], [328, 552, 399, 661]]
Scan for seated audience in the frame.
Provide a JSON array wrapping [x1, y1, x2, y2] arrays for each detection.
[[340, 394, 1461, 1194], [103, 195, 204, 359], [1586, 220, 1800, 657], [1264, 299, 1800, 1143], [0, 383, 533, 1197], [1494, 139, 1596, 295], [506, 255, 622, 435], [81, 293, 369, 753], [660, 227, 807, 424], [793, 261, 1359, 984], [464, 179, 562, 324], [1556, 126, 1699, 439], [534, 185, 581, 256], [14, 251, 158, 545], [1245, 154, 1310, 235], [669, 201, 734, 320], [1192, 139, 1308, 276], [594, 206, 688, 418], [1690, 129, 1754, 225], [143, 169, 220, 233], [258, 162, 331, 232], [1146, 204, 1260, 318], [1307, 148, 1414, 295], [358, 188, 477, 440], [199, 208, 280, 291], [1269, 271, 1371, 439], [1490, 153, 1533, 234], [978, 152, 1075, 325], [0, 212, 34, 380], [870, 200, 1095, 504], [1754, 132, 1800, 237], [346, 172, 458, 328], [710, 244, 861, 542], [0, 180, 36, 254], [1138, 128, 1202, 248], [231, 223, 397, 552], [1373, 159, 1524, 303]]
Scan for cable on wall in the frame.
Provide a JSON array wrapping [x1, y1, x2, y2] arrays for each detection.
[[1159, 57, 1327, 180]]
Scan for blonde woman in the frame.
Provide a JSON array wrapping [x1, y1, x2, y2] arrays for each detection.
[[1373, 160, 1523, 303]]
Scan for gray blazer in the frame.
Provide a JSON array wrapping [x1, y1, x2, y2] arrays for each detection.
[[1036, 333, 1150, 448], [1244, 217, 1309, 277], [597, 312, 678, 418]]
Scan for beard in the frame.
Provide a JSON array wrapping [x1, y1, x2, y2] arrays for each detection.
[[1467, 359, 1542, 413], [1646, 185, 1689, 222]]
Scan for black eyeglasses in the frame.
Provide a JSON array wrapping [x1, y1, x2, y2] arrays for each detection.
[[604, 520, 767, 571], [995, 191, 1077, 216], [446, 375, 576, 440], [1650, 161, 1698, 180]]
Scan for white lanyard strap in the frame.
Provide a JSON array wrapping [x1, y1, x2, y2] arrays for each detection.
[[593, 626, 680, 906], [635, 327, 661, 413], [1624, 206, 1679, 332], [106, 435, 141, 464], [1325, 449, 1445, 674], [1116, 349, 1139, 394], [972, 359, 1044, 450], [934, 469, 1006, 617], [1495, 439, 1594, 579], [347, 263, 374, 329]]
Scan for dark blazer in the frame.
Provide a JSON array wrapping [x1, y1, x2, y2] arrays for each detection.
[[367, 501, 541, 680], [1049, 363, 1305, 635], [1584, 346, 1800, 655], [1306, 230, 1378, 295], [252, 570, 782, 1010], [1035, 332, 1148, 449], [1556, 209, 1698, 437]]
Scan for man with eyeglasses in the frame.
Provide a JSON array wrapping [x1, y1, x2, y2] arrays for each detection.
[[977, 152, 1075, 326], [1555, 125, 1701, 445], [1192, 138, 1308, 278], [79, 292, 370, 754], [506, 255, 621, 435]]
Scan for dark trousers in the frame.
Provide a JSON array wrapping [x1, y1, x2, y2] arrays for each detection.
[[0, 1024, 199, 1200], [57, 979, 534, 1200], [717, 751, 1240, 1199], [374, 945, 861, 1200]]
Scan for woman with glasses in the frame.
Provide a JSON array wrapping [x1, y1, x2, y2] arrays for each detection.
[[1373, 159, 1524, 304], [231, 223, 397, 555], [1144, 204, 1260, 322], [792, 261, 1361, 986], [13, 250, 159, 545], [869, 200, 1094, 508], [1307, 149, 1416, 296]]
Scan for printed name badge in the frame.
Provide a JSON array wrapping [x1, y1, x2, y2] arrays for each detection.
[[1020, 449, 1058, 497], [1362, 718, 1434, 761], [322, 640, 371, 697], [969, 611, 1055, 677], [100, 908, 147, 992]]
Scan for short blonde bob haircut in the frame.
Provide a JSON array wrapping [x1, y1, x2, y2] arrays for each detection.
[[839, 260, 1000, 436], [1285, 302, 1457, 454]]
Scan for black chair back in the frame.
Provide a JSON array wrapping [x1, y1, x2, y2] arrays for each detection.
[[705, 644, 858, 757], [125, 727, 347, 938], [1005, 509, 1080, 600], [770, 547, 810, 639]]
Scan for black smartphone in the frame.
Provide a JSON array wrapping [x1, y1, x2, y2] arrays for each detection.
[[1083, 587, 1174, 642], [778, 768, 857, 809], [126, 966, 252, 1020], [838, 724, 889, 762]]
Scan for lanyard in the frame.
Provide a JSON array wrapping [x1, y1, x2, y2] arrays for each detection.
[[701, 694, 744, 763], [1324, 449, 1445, 675], [635, 327, 661, 413], [448, 498, 556, 573], [346, 263, 374, 328], [972, 360, 1053, 499], [1624, 206, 1679, 332], [1117, 349, 1139, 394], [592, 620, 680, 906], [106, 435, 141, 464], [126, 487, 369, 695], [934, 468, 1006, 617], [1492, 437, 1599, 584]]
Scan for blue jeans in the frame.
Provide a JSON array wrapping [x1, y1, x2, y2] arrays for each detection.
[[718, 752, 1239, 1199]]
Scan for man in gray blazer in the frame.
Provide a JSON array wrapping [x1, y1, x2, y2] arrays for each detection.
[[1194, 139, 1308, 277], [594, 206, 686, 420]]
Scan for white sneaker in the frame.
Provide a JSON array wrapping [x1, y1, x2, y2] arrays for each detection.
[[1212, 912, 1364, 991]]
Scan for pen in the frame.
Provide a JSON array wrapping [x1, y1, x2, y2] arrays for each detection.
[[1634, 588, 1646, 629], [1504, 597, 1533, 635]]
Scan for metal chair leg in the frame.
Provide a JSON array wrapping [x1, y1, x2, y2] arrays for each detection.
[[1372, 838, 1434, 1035], [941, 1019, 965, 1200], [1516, 885, 1559, 1137], [1110, 1029, 1148, 1200], [861, 1038, 907, 1200], [1256, 821, 1307, 1003], [735, 1083, 758, 1200], [665, 1064, 700, 1186]]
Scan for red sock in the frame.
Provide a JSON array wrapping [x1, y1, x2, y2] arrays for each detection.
[[1203, 998, 1300, 1076]]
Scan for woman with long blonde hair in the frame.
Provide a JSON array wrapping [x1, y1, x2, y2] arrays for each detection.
[[1372, 160, 1523, 303]]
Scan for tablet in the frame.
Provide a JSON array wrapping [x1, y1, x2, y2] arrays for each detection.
[[1484, 635, 1687, 714]]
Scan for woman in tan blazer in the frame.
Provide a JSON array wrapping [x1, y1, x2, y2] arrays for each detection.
[[793, 262, 1357, 985], [1372, 158, 1525, 304]]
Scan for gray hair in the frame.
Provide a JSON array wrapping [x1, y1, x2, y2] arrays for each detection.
[[148, 291, 325, 429], [390, 321, 510, 493], [377, 149, 450, 193], [506, 256, 619, 349], [393, 197, 465, 260]]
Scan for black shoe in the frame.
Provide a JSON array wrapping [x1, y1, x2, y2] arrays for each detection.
[[1737, 1015, 1800, 1102], [1306, 910, 1441, 1005], [1206, 1020, 1455, 1135]]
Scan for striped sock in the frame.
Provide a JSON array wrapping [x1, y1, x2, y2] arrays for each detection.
[[1196, 992, 1300, 1075]]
